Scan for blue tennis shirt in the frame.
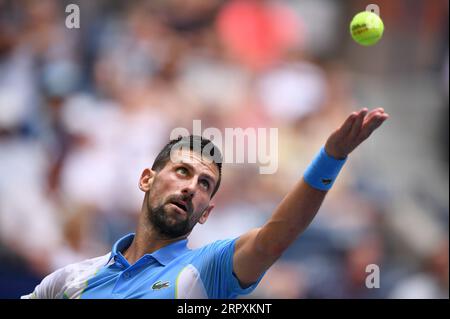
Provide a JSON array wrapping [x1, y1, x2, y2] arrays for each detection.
[[22, 233, 264, 299]]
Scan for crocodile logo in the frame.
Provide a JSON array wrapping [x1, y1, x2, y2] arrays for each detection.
[[151, 280, 170, 290]]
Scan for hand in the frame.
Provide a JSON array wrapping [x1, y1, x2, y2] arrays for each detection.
[[325, 107, 389, 159]]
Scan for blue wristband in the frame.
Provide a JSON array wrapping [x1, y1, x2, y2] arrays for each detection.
[[303, 146, 347, 191]]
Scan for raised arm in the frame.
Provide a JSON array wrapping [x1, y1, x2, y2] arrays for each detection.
[[233, 107, 389, 287]]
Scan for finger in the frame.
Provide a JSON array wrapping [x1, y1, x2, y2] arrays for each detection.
[[360, 113, 389, 140], [340, 112, 358, 134], [363, 108, 385, 125], [364, 111, 389, 129], [349, 108, 368, 139], [371, 107, 384, 113]]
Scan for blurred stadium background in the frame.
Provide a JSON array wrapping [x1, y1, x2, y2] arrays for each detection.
[[0, 0, 448, 299]]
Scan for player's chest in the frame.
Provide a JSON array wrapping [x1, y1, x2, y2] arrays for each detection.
[[81, 264, 181, 299]]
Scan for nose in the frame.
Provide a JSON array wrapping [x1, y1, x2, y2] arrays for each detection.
[[181, 179, 196, 199]]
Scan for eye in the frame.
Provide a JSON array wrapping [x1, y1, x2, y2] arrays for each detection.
[[199, 179, 210, 191], [176, 167, 188, 176]]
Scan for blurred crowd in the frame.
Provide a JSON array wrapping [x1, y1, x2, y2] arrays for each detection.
[[0, 0, 448, 298]]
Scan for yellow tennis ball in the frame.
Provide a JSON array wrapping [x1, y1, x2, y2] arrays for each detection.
[[350, 11, 384, 46]]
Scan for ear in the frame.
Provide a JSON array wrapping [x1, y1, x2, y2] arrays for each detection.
[[139, 168, 156, 192], [198, 204, 214, 225]]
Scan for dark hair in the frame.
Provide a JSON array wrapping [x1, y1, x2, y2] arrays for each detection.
[[152, 135, 223, 197]]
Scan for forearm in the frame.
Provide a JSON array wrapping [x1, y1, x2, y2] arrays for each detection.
[[254, 143, 348, 258], [252, 108, 389, 258], [233, 179, 327, 285], [255, 178, 327, 257], [232, 108, 388, 285]]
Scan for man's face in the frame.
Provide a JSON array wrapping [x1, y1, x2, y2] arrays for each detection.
[[141, 150, 219, 239]]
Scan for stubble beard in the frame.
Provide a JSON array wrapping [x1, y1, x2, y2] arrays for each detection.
[[146, 192, 196, 239]]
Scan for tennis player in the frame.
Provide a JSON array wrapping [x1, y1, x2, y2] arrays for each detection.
[[22, 107, 388, 299]]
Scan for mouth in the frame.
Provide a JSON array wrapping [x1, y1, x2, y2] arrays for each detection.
[[168, 200, 188, 215]]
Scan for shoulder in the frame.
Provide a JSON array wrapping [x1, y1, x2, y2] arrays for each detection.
[[185, 238, 238, 271], [22, 253, 111, 299], [189, 238, 237, 260], [195, 238, 237, 253]]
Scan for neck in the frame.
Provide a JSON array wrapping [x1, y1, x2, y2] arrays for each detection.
[[123, 207, 188, 265]]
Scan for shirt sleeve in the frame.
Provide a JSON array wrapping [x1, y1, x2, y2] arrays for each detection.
[[195, 237, 266, 299], [20, 253, 111, 299], [21, 267, 68, 299]]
